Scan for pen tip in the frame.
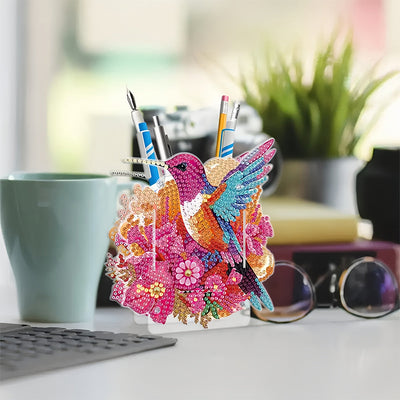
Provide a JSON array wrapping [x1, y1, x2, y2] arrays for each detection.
[[233, 101, 240, 118], [153, 115, 160, 126], [126, 88, 136, 110]]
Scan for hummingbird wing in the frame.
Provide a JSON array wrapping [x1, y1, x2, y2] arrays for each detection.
[[207, 139, 276, 311], [208, 138, 276, 226]]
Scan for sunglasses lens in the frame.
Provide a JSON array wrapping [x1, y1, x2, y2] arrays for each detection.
[[342, 257, 399, 318], [253, 261, 315, 323]]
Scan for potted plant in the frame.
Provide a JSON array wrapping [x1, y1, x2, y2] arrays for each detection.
[[239, 32, 398, 214]]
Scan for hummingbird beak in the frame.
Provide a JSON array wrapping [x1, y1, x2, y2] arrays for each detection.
[[122, 157, 168, 169]]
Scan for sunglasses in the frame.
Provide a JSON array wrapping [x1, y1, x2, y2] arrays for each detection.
[[252, 257, 400, 323]]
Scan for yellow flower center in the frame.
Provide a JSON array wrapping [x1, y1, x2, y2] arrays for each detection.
[[185, 269, 192, 277], [149, 282, 166, 299], [136, 284, 145, 294]]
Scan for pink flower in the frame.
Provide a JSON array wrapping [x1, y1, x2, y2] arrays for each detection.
[[259, 215, 274, 238], [204, 275, 227, 302], [110, 281, 125, 305], [173, 257, 204, 290], [156, 222, 185, 258], [186, 289, 206, 314], [127, 252, 154, 279], [231, 215, 274, 257], [225, 269, 243, 286], [123, 263, 175, 324]]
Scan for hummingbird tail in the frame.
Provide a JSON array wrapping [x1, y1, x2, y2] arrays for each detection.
[[250, 293, 262, 310], [235, 260, 274, 312], [257, 279, 274, 311]]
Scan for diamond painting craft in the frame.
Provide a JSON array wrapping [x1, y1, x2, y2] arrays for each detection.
[[105, 92, 276, 328]]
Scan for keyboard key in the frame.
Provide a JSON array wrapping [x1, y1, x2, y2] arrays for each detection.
[[0, 323, 177, 381]]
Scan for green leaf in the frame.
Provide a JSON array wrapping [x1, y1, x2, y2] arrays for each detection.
[[237, 30, 399, 159]]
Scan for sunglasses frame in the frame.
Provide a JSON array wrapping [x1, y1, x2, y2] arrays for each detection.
[[252, 257, 400, 323]]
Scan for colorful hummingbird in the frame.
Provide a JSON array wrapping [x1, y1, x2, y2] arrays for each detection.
[[123, 139, 276, 311]]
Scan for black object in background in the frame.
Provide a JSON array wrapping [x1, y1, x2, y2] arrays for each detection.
[[97, 246, 117, 307], [169, 132, 215, 163], [0, 323, 177, 381], [356, 147, 400, 243]]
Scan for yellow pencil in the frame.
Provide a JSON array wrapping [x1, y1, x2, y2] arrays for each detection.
[[215, 95, 229, 157]]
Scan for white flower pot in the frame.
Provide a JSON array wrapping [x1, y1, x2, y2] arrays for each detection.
[[275, 157, 364, 215]]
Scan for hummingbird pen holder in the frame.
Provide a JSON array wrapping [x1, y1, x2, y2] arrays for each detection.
[[106, 139, 276, 328]]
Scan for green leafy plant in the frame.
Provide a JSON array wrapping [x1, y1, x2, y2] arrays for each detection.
[[240, 33, 398, 159]]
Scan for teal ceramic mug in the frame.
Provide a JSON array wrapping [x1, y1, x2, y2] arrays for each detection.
[[0, 172, 121, 322]]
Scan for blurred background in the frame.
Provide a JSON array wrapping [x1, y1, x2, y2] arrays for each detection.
[[1, 0, 400, 175], [1, 0, 400, 285]]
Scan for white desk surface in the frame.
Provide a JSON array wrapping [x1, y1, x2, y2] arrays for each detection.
[[0, 283, 399, 400]]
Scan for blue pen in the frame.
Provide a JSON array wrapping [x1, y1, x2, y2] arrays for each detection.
[[220, 101, 240, 158], [126, 89, 161, 189]]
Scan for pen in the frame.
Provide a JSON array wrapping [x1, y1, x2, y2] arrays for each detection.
[[215, 95, 229, 157], [153, 115, 172, 160], [220, 101, 240, 158], [126, 89, 161, 189]]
